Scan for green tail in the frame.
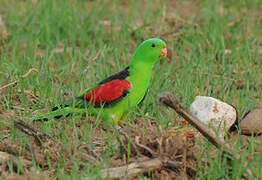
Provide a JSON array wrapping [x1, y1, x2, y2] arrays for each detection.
[[29, 107, 74, 122]]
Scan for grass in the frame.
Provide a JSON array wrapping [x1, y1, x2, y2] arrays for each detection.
[[0, 0, 261, 179]]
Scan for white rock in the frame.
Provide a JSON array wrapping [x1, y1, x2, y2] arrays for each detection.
[[189, 96, 237, 138]]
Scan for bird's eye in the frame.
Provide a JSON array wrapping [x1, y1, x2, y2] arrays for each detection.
[[151, 43, 156, 48]]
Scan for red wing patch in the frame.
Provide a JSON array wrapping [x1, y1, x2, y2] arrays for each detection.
[[83, 79, 132, 104]]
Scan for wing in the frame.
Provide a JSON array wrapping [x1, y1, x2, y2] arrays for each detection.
[[49, 67, 130, 117], [73, 66, 131, 108], [79, 79, 132, 108], [78, 66, 130, 97], [98, 67, 129, 84]]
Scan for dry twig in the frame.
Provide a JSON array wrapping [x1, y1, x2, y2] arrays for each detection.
[[98, 158, 163, 179], [135, 136, 157, 157], [157, 92, 252, 179], [158, 93, 233, 153], [14, 120, 61, 162], [0, 68, 39, 91]]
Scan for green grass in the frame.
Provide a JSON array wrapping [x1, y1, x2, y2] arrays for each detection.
[[0, 0, 261, 179]]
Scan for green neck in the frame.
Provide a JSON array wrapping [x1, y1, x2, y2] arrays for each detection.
[[127, 56, 158, 92], [128, 52, 159, 74]]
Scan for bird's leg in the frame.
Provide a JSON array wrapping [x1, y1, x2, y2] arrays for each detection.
[[114, 125, 123, 133], [113, 114, 127, 133], [120, 113, 127, 122]]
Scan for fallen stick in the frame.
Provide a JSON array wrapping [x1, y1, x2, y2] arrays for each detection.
[[96, 158, 183, 179], [157, 92, 251, 179], [99, 158, 163, 179], [158, 93, 233, 153], [0, 68, 38, 91], [14, 120, 49, 146], [14, 120, 61, 162]]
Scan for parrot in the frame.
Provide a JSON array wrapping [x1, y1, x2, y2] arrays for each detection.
[[32, 38, 167, 125]]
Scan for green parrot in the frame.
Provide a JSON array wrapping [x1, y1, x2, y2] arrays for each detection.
[[32, 38, 167, 125]]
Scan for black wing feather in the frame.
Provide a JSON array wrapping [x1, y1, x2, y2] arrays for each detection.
[[98, 66, 129, 84]]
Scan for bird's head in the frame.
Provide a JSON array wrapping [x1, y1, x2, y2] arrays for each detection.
[[130, 38, 167, 67]]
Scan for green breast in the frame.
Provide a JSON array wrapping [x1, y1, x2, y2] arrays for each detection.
[[102, 63, 154, 124]]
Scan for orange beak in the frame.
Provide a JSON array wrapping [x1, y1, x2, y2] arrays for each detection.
[[160, 47, 167, 57]]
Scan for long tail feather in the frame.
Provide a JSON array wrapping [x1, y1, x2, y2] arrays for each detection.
[[29, 98, 92, 123], [29, 107, 73, 122]]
